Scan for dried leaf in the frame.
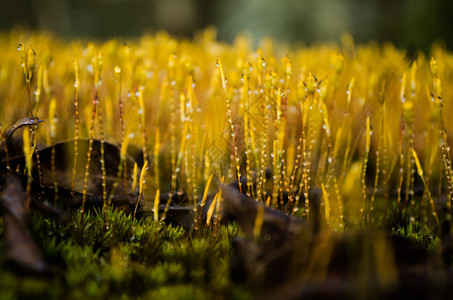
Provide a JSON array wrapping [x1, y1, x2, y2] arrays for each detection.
[[7, 139, 137, 206], [0, 173, 48, 274]]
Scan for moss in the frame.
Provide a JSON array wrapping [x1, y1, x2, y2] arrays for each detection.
[[1, 29, 453, 298], [0, 209, 248, 299]]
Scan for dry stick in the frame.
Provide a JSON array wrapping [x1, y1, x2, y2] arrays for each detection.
[[94, 53, 107, 209], [439, 108, 453, 210], [256, 57, 266, 202], [403, 62, 416, 212], [114, 65, 128, 195], [302, 95, 314, 219], [184, 78, 197, 208], [242, 73, 254, 198], [396, 126, 404, 213], [280, 149, 287, 208], [370, 92, 387, 222], [381, 101, 390, 216], [81, 92, 98, 214], [289, 135, 303, 207], [190, 77, 200, 209], [401, 72, 416, 217], [430, 59, 453, 210], [33, 65, 44, 188], [370, 120, 381, 222], [217, 58, 242, 194], [137, 87, 149, 165], [340, 78, 355, 181], [72, 58, 81, 197], [98, 95, 107, 209], [162, 76, 177, 222], [18, 44, 36, 211], [272, 88, 284, 209], [258, 95, 269, 202], [412, 149, 439, 226], [155, 77, 169, 195], [49, 98, 58, 206], [291, 79, 309, 210], [320, 100, 343, 227], [190, 136, 197, 214], [277, 90, 288, 212], [272, 140, 278, 206], [300, 73, 321, 220], [27, 50, 37, 197], [294, 100, 307, 210], [184, 123, 193, 205], [404, 125, 415, 209], [361, 117, 371, 224], [407, 73, 417, 215]]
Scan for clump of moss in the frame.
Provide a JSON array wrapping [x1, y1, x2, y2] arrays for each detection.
[[0, 210, 248, 299]]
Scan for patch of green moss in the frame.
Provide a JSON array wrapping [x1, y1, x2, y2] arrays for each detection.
[[0, 210, 250, 299]]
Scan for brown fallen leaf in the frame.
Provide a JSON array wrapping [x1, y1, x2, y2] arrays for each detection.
[[220, 184, 310, 251], [0, 172, 49, 274], [222, 184, 446, 299], [7, 138, 138, 202]]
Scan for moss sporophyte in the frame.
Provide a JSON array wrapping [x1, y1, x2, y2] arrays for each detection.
[[1, 30, 453, 298]]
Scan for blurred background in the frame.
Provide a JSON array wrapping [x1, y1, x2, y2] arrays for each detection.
[[1, 0, 452, 53]]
